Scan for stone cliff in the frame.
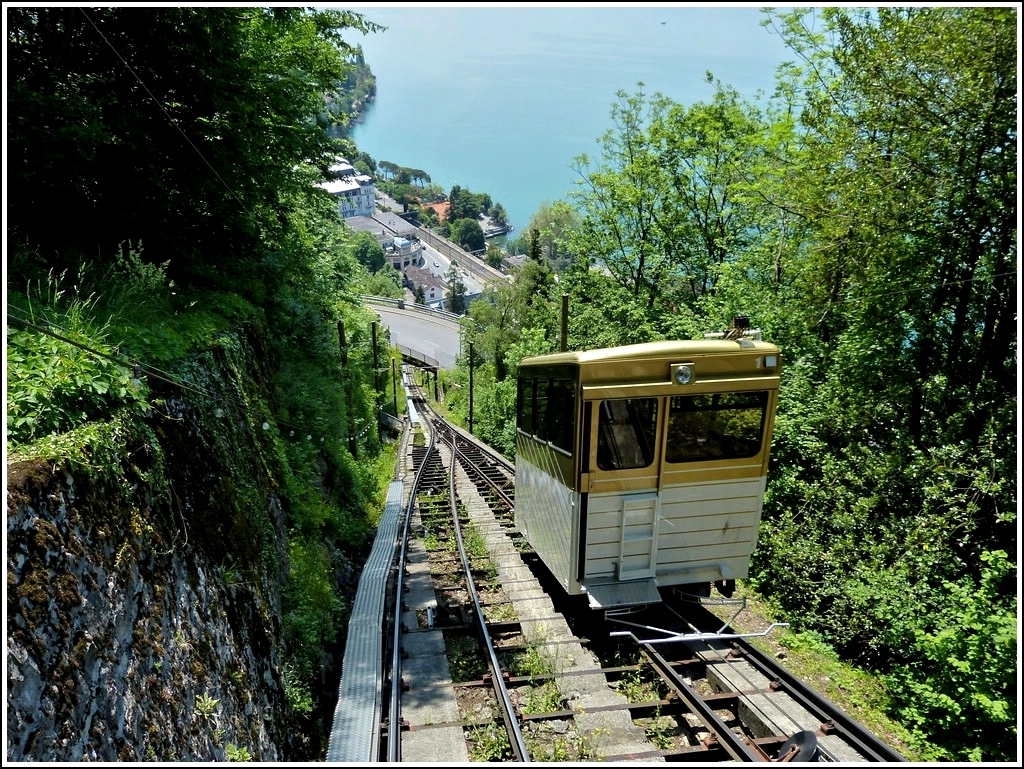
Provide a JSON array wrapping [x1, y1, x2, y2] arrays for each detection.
[[6, 325, 328, 761]]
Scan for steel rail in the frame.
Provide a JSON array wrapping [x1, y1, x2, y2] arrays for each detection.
[[641, 642, 766, 762], [404, 372, 903, 764], [385, 405, 437, 762], [675, 602, 907, 763], [433, 416, 531, 762], [731, 634, 908, 763]]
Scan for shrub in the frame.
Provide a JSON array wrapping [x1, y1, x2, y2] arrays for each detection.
[[7, 269, 149, 446]]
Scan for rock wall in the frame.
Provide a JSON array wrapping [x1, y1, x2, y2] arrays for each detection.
[[6, 327, 299, 762]]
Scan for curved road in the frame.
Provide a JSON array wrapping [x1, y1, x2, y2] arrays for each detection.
[[363, 297, 462, 370]]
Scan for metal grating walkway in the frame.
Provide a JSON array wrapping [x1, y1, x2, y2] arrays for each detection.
[[325, 479, 405, 762]]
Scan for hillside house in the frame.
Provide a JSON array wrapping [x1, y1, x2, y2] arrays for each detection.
[[319, 159, 375, 218]]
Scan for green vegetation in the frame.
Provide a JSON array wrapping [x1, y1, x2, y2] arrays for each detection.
[[465, 721, 513, 761], [444, 264, 469, 315], [7, 4, 1015, 763], [7, 6, 395, 760], [508, 641, 554, 680], [643, 708, 676, 751], [435, 8, 1017, 763], [520, 680, 563, 717], [225, 743, 253, 762], [193, 693, 220, 722], [445, 634, 487, 683], [450, 218, 486, 252], [616, 667, 663, 704]]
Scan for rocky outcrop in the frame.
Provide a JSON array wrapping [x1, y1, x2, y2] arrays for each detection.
[[6, 327, 297, 762]]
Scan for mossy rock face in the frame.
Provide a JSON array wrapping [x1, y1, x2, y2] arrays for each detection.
[[6, 329, 294, 762]]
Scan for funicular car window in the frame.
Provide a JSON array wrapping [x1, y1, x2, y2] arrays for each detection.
[[666, 391, 767, 463], [596, 397, 658, 471], [535, 378, 550, 440], [547, 378, 575, 453], [517, 377, 534, 433]]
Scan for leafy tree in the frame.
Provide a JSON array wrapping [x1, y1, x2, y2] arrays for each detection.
[[356, 263, 402, 299], [562, 265, 661, 350], [487, 202, 508, 226], [7, 6, 382, 296], [444, 263, 467, 315], [568, 82, 780, 318], [417, 205, 440, 229], [568, 87, 674, 309], [377, 180, 419, 209], [483, 242, 505, 270], [447, 184, 493, 223], [377, 160, 399, 180], [451, 218, 485, 252], [407, 168, 431, 186], [528, 229, 543, 262], [749, 7, 1017, 759], [418, 183, 446, 203], [447, 185, 474, 221], [349, 231, 386, 272], [652, 76, 778, 308], [517, 201, 582, 273], [885, 550, 1016, 762], [462, 257, 557, 381], [353, 151, 377, 175]]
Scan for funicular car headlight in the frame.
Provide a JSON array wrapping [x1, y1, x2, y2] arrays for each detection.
[[674, 364, 693, 385]]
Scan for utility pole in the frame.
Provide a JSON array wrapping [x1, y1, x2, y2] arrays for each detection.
[[561, 292, 569, 352], [392, 358, 398, 415], [469, 341, 474, 435], [338, 320, 357, 457], [371, 321, 379, 397]]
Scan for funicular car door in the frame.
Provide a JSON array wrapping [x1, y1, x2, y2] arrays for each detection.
[[583, 394, 664, 587]]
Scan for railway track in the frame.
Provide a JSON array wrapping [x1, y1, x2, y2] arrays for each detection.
[[374, 372, 905, 763]]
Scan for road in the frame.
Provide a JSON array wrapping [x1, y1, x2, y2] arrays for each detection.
[[364, 299, 462, 370]]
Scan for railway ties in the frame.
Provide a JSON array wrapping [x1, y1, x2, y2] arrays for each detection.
[[602, 599, 907, 763], [444, 438, 660, 762], [332, 373, 904, 763]]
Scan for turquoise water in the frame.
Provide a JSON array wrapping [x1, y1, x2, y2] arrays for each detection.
[[347, 5, 792, 232]]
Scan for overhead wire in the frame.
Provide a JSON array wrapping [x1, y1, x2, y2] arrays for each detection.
[[19, 10, 1014, 442], [8, 10, 370, 445], [77, 7, 248, 211], [5, 305, 378, 445]]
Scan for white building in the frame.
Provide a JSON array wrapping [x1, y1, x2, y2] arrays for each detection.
[[385, 236, 423, 270], [319, 160, 375, 218]]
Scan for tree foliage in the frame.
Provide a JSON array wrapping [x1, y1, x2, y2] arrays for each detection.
[[7, 6, 381, 294], [441, 8, 1016, 761], [444, 263, 467, 315], [750, 7, 1017, 760], [451, 217, 485, 252], [7, 7, 394, 758], [447, 184, 493, 222], [567, 81, 783, 325], [350, 230, 386, 272], [510, 201, 582, 271]]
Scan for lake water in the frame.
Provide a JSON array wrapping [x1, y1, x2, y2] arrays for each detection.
[[346, 5, 792, 232]]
